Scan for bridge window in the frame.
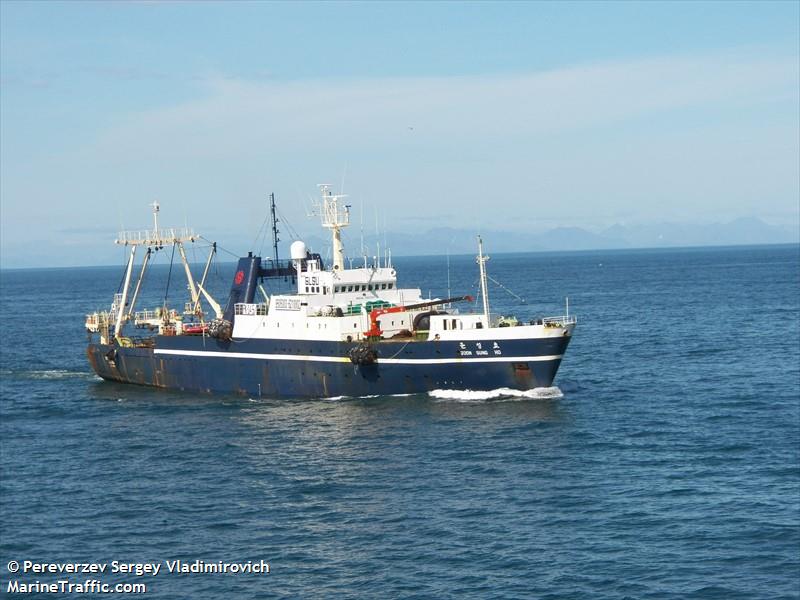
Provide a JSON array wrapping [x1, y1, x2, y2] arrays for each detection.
[[388, 283, 394, 289]]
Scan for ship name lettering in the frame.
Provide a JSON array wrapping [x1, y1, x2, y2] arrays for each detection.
[[274, 298, 301, 311], [459, 350, 473, 356]]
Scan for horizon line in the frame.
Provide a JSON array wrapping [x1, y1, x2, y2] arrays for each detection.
[[2, 241, 797, 272]]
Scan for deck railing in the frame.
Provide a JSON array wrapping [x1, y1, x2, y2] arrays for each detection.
[[115, 227, 198, 246], [542, 315, 578, 327], [234, 303, 269, 316]]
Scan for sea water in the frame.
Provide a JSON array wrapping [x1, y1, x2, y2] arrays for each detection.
[[1, 245, 798, 599]]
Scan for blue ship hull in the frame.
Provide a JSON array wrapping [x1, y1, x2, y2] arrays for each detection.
[[87, 334, 571, 398]]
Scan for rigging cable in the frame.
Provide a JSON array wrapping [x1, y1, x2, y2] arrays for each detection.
[[199, 236, 241, 260], [487, 274, 527, 304], [114, 240, 133, 294], [163, 243, 176, 308], [115, 263, 128, 295], [275, 207, 301, 241], [251, 213, 271, 259]]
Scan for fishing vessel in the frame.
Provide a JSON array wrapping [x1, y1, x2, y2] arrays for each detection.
[[86, 186, 576, 398]]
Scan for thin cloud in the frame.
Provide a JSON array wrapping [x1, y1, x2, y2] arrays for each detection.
[[0, 74, 56, 89], [15, 46, 788, 261], [89, 47, 798, 160]]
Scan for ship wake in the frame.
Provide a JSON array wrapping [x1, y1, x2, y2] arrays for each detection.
[[428, 386, 563, 402], [1, 369, 101, 381]]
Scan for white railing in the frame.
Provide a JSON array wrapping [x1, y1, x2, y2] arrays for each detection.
[[133, 307, 178, 321], [234, 303, 269, 316], [85, 311, 111, 331], [134, 309, 159, 321], [115, 227, 198, 246], [542, 315, 577, 327], [109, 292, 123, 312]]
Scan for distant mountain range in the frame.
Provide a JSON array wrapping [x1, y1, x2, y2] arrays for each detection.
[[2, 217, 797, 270], [299, 217, 799, 257]]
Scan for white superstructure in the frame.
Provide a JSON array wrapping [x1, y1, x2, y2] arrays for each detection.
[[230, 186, 575, 343], [87, 185, 576, 350], [231, 184, 435, 341]]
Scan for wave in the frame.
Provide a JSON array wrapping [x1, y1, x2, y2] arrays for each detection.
[[258, 389, 563, 403], [321, 394, 382, 401], [0, 369, 101, 381], [428, 386, 564, 402]]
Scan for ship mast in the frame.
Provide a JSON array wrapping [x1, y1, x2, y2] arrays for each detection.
[[477, 235, 491, 324], [316, 184, 350, 271], [269, 193, 280, 264]]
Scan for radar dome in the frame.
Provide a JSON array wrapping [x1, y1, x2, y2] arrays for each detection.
[[290, 240, 307, 260]]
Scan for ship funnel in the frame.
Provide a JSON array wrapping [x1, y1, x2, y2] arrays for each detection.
[[222, 255, 261, 323]]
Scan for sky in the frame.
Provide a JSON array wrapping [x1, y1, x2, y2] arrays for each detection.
[[1, 0, 798, 268]]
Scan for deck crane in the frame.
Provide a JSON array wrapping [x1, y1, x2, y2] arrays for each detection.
[[364, 295, 474, 338]]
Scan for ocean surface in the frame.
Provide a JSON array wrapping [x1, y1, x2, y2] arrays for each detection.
[[1, 244, 798, 599]]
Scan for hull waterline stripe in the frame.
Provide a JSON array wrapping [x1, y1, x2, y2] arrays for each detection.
[[152, 348, 563, 365]]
